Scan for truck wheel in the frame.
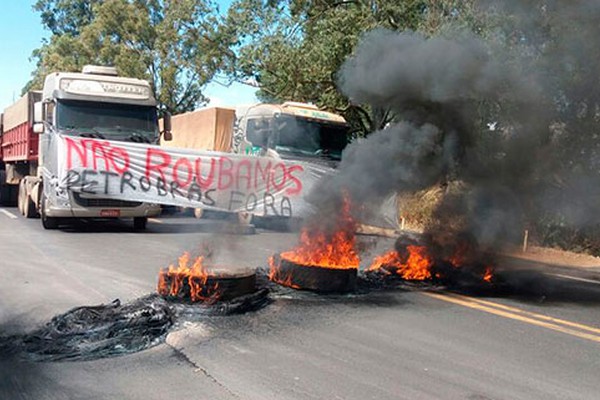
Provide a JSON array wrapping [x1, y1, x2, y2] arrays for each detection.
[[133, 217, 147, 231], [24, 193, 38, 218], [41, 194, 59, 230], [17, 179, 26, 215], [18, 179, 37, 217]]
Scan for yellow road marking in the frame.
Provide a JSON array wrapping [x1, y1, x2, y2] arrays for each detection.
[[424, 292, 600, 343], [455, 294, 600, 335]]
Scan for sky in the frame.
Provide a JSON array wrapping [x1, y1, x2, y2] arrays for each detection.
[[0, 0, 257, 112]]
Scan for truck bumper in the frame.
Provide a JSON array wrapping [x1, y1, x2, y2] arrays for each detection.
[[46, 192, 161, 218]]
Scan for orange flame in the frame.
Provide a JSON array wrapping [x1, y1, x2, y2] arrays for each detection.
[[157, 252, 220, 302], [268, 255, 303, 289], [483, 266, 494, 283], [448, 242, 469, 268], [368, 241, 496, 284], [367, 245, 433, 280], [278, 194, 359, 270]]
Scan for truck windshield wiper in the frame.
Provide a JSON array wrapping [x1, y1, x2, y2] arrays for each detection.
[[126, 132, 152, 143], [316, 149, 342, 161], [101, 127, 153, 143], [61, 126, 106, 139]]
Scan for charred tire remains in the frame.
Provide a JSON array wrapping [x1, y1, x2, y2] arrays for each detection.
[[0, 285, 272, 363], [0, 296, 174, 362]]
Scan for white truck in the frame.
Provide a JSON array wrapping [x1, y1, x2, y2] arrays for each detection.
[[165, 101, 350, 163], [0, 65, 172, 230], [162, 102, 351, 224]]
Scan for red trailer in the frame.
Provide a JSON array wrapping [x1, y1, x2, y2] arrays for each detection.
[[0, 91, 41, 206]]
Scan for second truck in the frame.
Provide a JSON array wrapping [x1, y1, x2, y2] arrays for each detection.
[[164, 101, 350, 164], [0, 65, 171, 230], [162, 101, 351, 223]]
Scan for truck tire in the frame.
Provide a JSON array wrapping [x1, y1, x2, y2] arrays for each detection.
[[19, 179, 39, 218], [133, 217, 147, 231], [24, 193, 38, 218], [17, 179, 26, 215], [40, 193, 59, 230]]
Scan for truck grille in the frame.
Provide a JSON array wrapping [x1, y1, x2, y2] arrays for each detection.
[[72, 193, 143, 208]]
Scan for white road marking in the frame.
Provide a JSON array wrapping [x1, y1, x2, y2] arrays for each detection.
[[0, 209, 18, 219], [148, 218, 163, 224], [547, 273, 600, 285]]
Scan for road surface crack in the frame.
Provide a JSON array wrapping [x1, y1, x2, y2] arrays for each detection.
[[167, 343, 240, 399]]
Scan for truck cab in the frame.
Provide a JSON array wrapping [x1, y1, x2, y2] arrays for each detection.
[[32, 65, 168, 229], [234, 102, 350, 165]]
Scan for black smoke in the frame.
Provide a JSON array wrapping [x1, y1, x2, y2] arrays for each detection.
[[310, 2, 600, 258]]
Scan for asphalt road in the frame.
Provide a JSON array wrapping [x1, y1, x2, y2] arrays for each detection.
[[1, 207, 600, 400]]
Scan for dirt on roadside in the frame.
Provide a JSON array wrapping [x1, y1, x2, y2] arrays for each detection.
[[503, 245, 600, 269]]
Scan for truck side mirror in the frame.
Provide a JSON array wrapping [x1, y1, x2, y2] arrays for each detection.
[[162, 112, 172, 141], [33, 101, 45, 133], [34, 101, 44, 123], [33, 123, 44, 134]]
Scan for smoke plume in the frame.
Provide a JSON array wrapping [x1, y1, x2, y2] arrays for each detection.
[[311, 1, 600, 256]]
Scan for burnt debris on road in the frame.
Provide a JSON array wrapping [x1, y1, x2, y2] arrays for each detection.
[[4, 244, 596, 364]]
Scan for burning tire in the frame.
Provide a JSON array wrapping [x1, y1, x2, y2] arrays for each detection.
[[205, 268, 257, 301], [269, 254, 357, 293], [158, 266, 257, 303]]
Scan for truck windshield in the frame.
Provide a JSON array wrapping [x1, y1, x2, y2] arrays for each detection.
[[57, 100, 158, 143], [247, 115, 349, 160]]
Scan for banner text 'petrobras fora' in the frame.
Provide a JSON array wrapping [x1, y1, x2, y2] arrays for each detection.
[[57, 136, 333, 217]]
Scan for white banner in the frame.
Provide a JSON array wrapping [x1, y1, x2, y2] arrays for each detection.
[[57, 136, 333, 218]]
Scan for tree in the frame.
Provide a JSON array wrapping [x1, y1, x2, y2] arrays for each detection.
[[222, 0, 482, 135], [34, 0, 101, 35], [28, 0, 231, 113], [482, 1, 600, 249]]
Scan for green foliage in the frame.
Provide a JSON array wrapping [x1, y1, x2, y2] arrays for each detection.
[[28, 0, 230, 113], [222, 0, 482, 135], [34, 0, 101, 35]]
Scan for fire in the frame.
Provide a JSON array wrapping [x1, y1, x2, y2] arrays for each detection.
[[367, 238, 496, 284], [157, 252, 220, 302], [367, 245, 434, 280], [448, 241, 470, 268], [277, 194, 359, 270], [280, 228, 359, 269], [268, 255, 302, 289], [483, 266, 494, 283]]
